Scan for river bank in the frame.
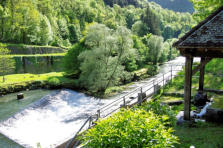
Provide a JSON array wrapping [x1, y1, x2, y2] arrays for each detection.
[[0, 57, 189, 97], [0, 57, 190, 147]]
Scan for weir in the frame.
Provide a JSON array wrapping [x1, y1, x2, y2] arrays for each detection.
[[0, 90, 110, 148]]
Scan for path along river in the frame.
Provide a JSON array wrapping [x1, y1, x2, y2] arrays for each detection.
[[0, 57, 199, 148]]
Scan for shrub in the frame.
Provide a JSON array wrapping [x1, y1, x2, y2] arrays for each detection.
[[147, 65, 158, 76], [139, 100, 177, 127], [82, 108, 178, 147], [48, 77, 60, 86]]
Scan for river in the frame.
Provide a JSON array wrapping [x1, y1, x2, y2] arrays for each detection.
[[0, 57, 200, 148]]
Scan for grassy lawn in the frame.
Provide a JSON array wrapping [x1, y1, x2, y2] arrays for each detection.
[[174, 124, 223, 148], [0, 72, 63, 86], [0, 72, 77, 95], [158, 95, 223, 148]]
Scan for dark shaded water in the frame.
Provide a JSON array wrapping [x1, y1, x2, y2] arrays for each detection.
[[13, 56, 64, 74]]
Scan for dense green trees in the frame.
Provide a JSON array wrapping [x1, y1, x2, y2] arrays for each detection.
[[63, 23, 178, 93], [0, 0, 194, 93], [190, 0, 223, 21], [76, 24, 135, 92], [0, 44, 15, 82], [0, 0, 194, 46]]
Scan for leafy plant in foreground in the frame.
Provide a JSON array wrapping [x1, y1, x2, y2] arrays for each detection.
[[82, 108, 178, 147]]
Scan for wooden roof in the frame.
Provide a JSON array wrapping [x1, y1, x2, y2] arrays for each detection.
[[174, 6, 223, 49]]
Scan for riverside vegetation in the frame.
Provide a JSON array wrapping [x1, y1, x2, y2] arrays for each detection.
[[1, 0, 223, 147], [80, 59, 223, 148], [0, 0, 197, 96]]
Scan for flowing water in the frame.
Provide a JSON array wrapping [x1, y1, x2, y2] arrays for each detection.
[[0, 57, 200, 148], [0, 89, 53, 148]]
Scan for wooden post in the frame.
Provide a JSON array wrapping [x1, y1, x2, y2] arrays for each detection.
[[153, 80, 155, 93], [89, 116, 92, 128], [171, 66, 173, 83], [184, 56, 193, 120], [199, 57, 205, 91], [123, 97, 126, 108], [97, 110, 100, 120]]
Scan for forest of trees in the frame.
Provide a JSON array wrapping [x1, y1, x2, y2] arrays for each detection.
[[0, 0, 196, 93], [0, 0, 194, 46]]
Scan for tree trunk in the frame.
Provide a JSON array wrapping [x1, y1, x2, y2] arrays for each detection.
[[1, 18, 3, 40], [3, 75, 5, 82]]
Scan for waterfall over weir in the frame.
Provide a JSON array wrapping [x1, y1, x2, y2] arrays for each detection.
[[0, 89, 109, 148]]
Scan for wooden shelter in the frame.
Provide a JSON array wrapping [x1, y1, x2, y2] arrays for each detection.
[[174, 6, 223, 120]]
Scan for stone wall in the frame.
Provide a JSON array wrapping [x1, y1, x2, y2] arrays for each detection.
[[6, 45, 66, 54]]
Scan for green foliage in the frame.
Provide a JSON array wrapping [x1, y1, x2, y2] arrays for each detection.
[[190, 0, 223, 22], [0, 0, 194, 47], [82, 108, 178, 147], [144, 35, 164, 65], [0, 44, 15, 82], [78, 24, 135, 93], [48, 77, 60, 86], [141, 5, 162, 36], [63, 43, 87, 78], [146, 64, 158, 76], [138, 100, 177, 126]]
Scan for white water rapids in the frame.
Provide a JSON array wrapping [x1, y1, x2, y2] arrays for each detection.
[[0, 90, 111, 148], [0, 57, 200, 148]]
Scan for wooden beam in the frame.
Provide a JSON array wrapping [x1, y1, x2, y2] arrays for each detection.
[[192, 58, 212, 75], [179, 48, 223, 58], [199, 57, 205, 91], [184, 56, 193, 120]]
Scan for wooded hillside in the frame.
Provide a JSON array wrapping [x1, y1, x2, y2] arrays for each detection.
[[0, 0, 195, 47]]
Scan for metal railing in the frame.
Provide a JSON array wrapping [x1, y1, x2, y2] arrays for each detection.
[[65, 65, 183, 148]]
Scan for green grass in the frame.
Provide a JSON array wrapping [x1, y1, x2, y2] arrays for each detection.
[[174, 123, 223, 148], [210, 95, 223, 109], [0, 72, 63, 86], [160, 96, 183, 103], [0, 72, 77, 95]]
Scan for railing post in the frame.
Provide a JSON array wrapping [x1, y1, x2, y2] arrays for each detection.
[[123, 97, 126, 108], [89, 116, 92, 128], [171, 65, 173, 83], [97, 110, 100, 120], [163, 74, 165, 86], [163, 74, 165, 93], [153, 80, 155, 93]]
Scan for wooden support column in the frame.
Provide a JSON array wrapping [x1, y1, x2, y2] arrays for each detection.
[[199, 57, 205, 91], [184, 56, 193, 120]]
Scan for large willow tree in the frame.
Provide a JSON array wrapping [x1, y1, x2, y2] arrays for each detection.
[[78, 24, 135, 93]]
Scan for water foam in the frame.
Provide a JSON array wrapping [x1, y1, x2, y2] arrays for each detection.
[[0, 89, 108, 148]]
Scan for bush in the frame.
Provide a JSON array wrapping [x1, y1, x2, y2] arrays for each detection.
[[48, 77, 60, 86], [138, 100, 177, 127], [147, 65, 158, 76], [82, 108, 178, 147]]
